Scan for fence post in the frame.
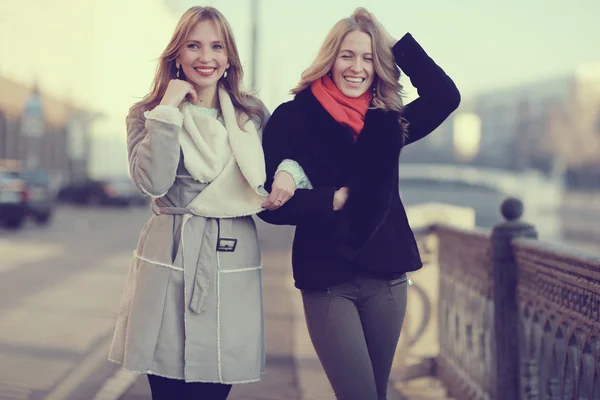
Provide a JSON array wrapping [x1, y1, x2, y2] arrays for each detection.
[[491, 197, 538, 400]]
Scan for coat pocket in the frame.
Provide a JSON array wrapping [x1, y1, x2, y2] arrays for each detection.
[[389, 275, 408, 286]]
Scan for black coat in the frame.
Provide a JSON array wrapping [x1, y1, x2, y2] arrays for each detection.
[[258, 33, 461, 290]]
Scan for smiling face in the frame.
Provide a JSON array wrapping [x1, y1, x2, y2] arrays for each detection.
[[330, 30, 375, 98], [176, 20, 229, 95]]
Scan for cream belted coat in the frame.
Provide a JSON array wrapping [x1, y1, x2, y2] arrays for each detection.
[[109, 87, 269, 384]]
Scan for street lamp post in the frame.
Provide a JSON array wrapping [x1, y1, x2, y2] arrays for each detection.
[[250, 0, 259, 91]]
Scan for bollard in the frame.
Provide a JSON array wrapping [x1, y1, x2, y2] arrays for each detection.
[[491, 197, 537, 400]]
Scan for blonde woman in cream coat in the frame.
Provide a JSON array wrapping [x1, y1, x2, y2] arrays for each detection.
[[108, 6, 297, 400]]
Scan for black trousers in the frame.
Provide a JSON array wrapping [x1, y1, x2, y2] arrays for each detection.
[[147, 374, 232, 400]]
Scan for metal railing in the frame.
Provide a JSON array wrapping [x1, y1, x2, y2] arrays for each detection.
[[398, 198, 600, 400]]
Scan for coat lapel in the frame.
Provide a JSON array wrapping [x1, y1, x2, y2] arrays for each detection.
[[184, 87, 268, 218]]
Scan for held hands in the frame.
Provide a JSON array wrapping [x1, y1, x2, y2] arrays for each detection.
[[160, 79, 198, 107], [333, 187, 349, 211], [262, 171, 296, 211]]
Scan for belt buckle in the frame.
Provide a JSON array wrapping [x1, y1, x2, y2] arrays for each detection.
[[217, 238, 237, 252]]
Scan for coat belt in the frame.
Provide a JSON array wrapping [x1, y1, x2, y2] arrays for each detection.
[[152, 203, 215, 314]]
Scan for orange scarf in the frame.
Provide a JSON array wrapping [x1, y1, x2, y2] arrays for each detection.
[[311, 75, 372, 140]]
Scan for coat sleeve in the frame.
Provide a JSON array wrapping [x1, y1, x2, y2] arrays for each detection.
[[257, 103, 338, 226], [393, 33, 461, 145], [126, 105, 183, 197]]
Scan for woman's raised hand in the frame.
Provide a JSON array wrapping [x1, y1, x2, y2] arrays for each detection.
[[160, 79, 198, 107]]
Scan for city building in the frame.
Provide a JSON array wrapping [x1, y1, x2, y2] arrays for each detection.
[[0, 76, 99, 189], [403, 62, 600, 181]]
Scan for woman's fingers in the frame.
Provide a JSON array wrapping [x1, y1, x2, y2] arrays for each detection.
[[186, 84, 198, 104], [263, 171, 297, 210], [276, 193, 291, 207], [262, 190, 292, 210], [262, 191, 279, 209]]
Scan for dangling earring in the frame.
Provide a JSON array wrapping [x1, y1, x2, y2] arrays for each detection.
[[223, 69, 228, 79], [372, 85, 377, 98], [327, 71, 332, 78], [176, 62, 180, 79]]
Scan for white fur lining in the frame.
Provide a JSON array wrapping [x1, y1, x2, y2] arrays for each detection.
[[220, 266, 262, 274], [181, 86, 267, 218], [216, 251, 223, 381], [188, 209, 265, 220], [181, 214, 191, 380], [108, 358, 260, 384], [137, 181, 168, 199], [144, 105, 183, 128], [133, 250, 183, 272], [180, 103, 231, 184]]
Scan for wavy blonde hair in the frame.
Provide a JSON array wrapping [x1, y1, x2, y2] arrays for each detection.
[[130, 6, 265, 129], [291, 8, 408, 136]]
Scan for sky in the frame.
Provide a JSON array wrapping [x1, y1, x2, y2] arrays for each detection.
[[0, 0, 598, 175], [195, 0, 600, 109]]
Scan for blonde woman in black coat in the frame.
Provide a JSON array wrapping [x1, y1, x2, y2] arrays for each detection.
[[259, 8, 460, 400]]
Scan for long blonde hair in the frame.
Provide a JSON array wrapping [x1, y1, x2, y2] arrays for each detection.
[[130, 6, 265, 129], [291, 8, 408, 136]]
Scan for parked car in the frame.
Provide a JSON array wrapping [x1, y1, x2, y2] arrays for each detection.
[[0, 167, 54, 229], [58, 177, 148, 207]]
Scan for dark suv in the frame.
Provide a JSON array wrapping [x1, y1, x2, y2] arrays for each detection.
[[0, 168, 53, 229]]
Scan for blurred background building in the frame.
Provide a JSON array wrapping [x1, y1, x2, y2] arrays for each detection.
[[0, 77, 100, 189], [402, 62, 600, 190]]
